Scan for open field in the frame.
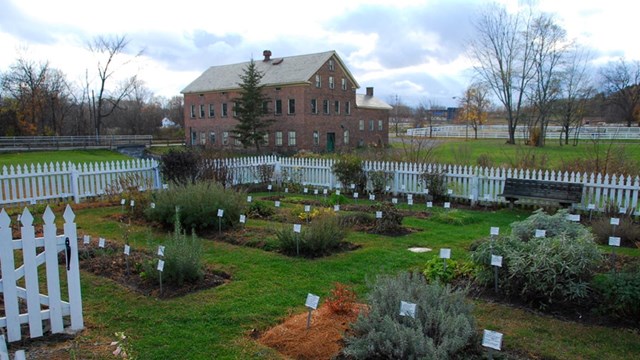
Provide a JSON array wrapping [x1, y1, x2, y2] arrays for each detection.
[[0, 149, 132, 167]]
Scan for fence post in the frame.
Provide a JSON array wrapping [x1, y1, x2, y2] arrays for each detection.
[[471, 171, 479, 206], [63, 205, 84, 331], [273, 158, 282, 185], [153, 161, 161, 189], [70, 165, 80, 204]]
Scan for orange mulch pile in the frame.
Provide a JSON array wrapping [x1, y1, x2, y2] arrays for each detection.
[[258, 303, 363, 360]]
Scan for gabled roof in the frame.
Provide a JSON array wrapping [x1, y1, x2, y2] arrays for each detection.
[[356, 94, 393, 110], [181, 50, 360, 94]]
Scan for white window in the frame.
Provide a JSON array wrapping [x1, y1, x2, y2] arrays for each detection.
[[199, 104, 205, 118], [209, 131, 216, 144], [275, 99, 282, 115], [311, 99, 318, 114], [334, 100, 340, 114], [315, 75, 321, 88], [288, 131, 296, 146], [313, 130, 319, 145], [329, 76, 334, 89], [359, 120, 364, 131], [369, 120, 374, 131], [323, 100, 330, 114], [221, 103, 228, 117], [223, 131, 229, 145], [378, 120, 383, 131], [275, 131, 283, 146], [328, 59, 335, 71], [341, 78, 347, 90], [233, 102, 238, 117], [343, 129, 349, 145], [190, 104, 196, 118], [209, 104, 215, 117], [345, 101, 351, 115], [199, 132, 206, 145]]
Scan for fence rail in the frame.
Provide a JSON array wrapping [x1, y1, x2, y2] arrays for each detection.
[[407, 125, 640, 140], [0, 159, 161, 206], [0, 135, 153, 151], [225, 156, 640, 212]]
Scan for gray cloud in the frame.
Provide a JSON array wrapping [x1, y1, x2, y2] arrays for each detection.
[[0, 0, 56, 44]]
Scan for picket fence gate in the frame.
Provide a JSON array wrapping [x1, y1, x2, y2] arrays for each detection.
[[225, 156, 640, 211], [0, 205, 83, 344], [0, 159, 161, 206]]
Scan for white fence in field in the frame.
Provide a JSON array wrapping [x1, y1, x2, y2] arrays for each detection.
[[0, 159, 161, 206], [0, 205, 83, 346], [227, 156, 640, 211], [407, 125, 640, 140]]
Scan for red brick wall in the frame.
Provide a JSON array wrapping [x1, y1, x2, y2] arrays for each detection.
[[184, 56, 389, 153]]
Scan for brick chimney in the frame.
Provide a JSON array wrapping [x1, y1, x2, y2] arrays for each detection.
[[366, 87, 374, 96], [263, 50, 272, 62]]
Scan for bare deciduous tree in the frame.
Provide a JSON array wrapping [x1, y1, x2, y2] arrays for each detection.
[[87, 34, 142, 137], [599, 58, 640, 127], [456, 83, 491, 139], [556, 48, 594, 145]]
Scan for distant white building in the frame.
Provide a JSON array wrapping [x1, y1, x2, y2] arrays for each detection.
[[161, 117, 178, 128]]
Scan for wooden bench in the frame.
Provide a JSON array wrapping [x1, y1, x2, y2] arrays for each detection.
[[499, 178, 583, 207]]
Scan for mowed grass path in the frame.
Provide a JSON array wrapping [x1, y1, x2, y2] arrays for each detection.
[[67, 198, 640, 360]]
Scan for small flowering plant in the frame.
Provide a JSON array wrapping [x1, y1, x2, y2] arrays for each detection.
[[111, 331, 135, 359]]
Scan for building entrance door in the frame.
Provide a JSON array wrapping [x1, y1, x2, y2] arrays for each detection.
[[326, 132, 335, 152]]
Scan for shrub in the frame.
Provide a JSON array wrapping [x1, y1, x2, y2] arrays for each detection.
[[332, 155, 366, 193], [342, 271, 475, 360], [276, 214, 346, 257], [590, 216, 640, 247], [476, 153, 494, 168], [326, 283, 358, 315], [420, 168, 448, 202], [510, 208, 591, 242], [370, 202, 404, 235], [105, 173, 153, 220], [367, 170, 392, 194], [338, 212, 374, 229], [471, 223, 602, 306], [142, 211, 203, 286], [145, 181, 246, 232], [423, 257, 477, 284], [431, 209, 477, 226], [322, 193, 348, 206], [247, 200, 275, 219], [160, 148, 201, 186], [592, 266, 640, 321]]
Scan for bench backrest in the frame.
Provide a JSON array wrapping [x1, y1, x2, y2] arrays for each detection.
[[503, 178, 583, 202]]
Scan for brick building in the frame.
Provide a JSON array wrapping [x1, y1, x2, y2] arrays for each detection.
[[181, 50, 392, 153]]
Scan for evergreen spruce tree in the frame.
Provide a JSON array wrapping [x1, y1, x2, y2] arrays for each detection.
[[232, 59, 274, 152]]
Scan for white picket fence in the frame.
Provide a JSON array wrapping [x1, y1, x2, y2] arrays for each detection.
[[0, 159, 161, 206], [226, 156, 640, 211], [0, 205, 83, 345]]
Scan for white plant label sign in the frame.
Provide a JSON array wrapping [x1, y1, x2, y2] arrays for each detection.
[[334, 205, 340, 212], [353, 192, 359, 199], [399, 301, 417, 318], [444, 202, 451, 209], [401, 185, 406, 191], [305, 293, 320, 310], [424, 189, 429, 194], [490, 227, 499, 236], [293, 224, 302, 233], [239, 215, 246, 224], [323, 189, 328, 195], [385, 186, 391, 192], [304, 188, 308, 193], [440, 248, 451, 259], [427, 202, 433, 208], [336, 190, 341, 195], [267, 184, 272, 190], [350, 184, 356, 189], [568, 214, 580, 222], [120, 199, 126, 205], [124, 244, 130, 256], [535, 229, 546, 238], [275, 201, 281, 207], [619, 207, 627, 214], [157, 259, 165, 272], [609, 236, 621, 247], [447, 189, 453, 195], [610, 218, 620, 226], [150, 202, 156, 209], [588, 204, 596, 210], [83, 235, 90, 244], [408, 199, 414, 206], [247, 196, 252, 203], [491, 255, 503, 267], [285, 188, 289, 193], [311, 189, 317, 195], [482, 330, 503, 351], [130, 200, 135, 207], [99, 237, 105, 248], [217, 209, 224, 217], [158, 245, 165, 257], [392, 198, 398, 204], [304, 205, 311, 212], [407, 194, 413, 200], [369, 194, 375, 201], [376, 211, 383, 219]]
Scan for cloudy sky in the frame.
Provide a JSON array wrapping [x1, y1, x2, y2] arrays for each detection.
[[1, 0, 638, 107]]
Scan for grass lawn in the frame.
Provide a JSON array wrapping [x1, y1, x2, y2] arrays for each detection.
[[0, 149, 132, 167], [33, 193, 638, 360]]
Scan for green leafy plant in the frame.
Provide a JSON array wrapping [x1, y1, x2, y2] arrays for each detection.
[[592, 266, 640, 321], [367, 169, 392, 194], [142, 210, 203, 286], [332, 155, 366, 193], [420, 168, 448, 202], [370, 202, 404, 235], [276, 214, 346, 257], [247, 200, 275, 219], [145, 181, 246, 232], [510, 208, 592, 242], [343, 271, 475, 359]]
